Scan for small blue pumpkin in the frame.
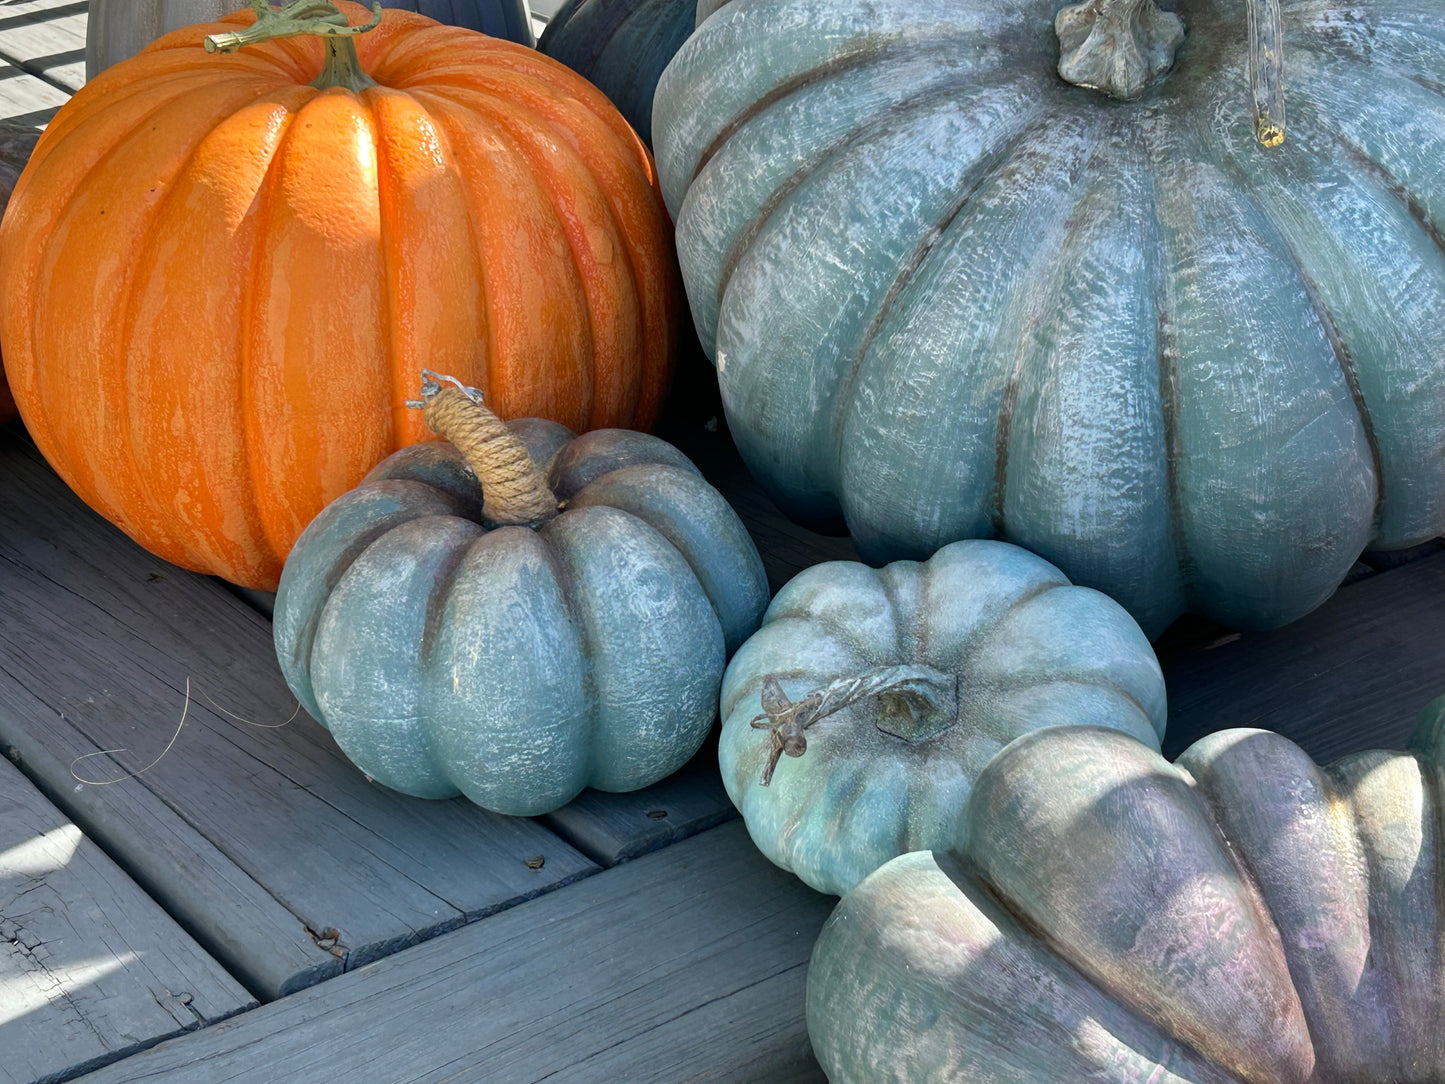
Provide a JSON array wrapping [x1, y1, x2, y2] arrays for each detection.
[[274, 374, 769, 816], [719, 539, 1166, 896]]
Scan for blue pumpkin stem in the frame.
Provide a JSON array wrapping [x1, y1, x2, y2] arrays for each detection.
[[1055, 0, 1285, 147], [749, 665, 959, 786]]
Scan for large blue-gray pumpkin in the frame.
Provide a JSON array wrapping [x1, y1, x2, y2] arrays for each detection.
[[274, 376, 769, 817], [537, 0, 731, 145], [653, 0, 1445, 637], [719, 540, 1166, 896], [86, 0, 537, 78], [808, 701, 1445, 1082]]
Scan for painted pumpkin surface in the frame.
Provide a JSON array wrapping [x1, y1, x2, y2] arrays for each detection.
[[719, 540, 1166, 896], [86, 0, 538, 77], [0, 2, 679, 590], [809, 704, 1445, 1083], [275, 379, 770, 817], [538, 0, 732, 145], [0, 120, 41, 425], [654, 0, 1445, 636]]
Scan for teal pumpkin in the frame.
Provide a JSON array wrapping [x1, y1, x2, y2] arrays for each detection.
[[808, 702, 1445, 1083], [539, 0, 733, 145], [718, 540, 1166, 896], [653, 0, 1445, 636], [274, 379, 769, 817], [86, 0, 537, 78]]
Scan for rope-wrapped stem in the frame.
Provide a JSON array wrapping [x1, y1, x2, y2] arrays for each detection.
[[409, 372, 560, 527], [204, 0, 382, 93], [749, 665, 960, 786], [1055, 0, 1287, 147]]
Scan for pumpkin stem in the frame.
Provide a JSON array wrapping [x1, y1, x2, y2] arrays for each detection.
[[407, 371, 560, 528], [749, 665, 959, 786], [204, 0, 382, 93], [1247, 0, 1286, 147], [1054, 0, 1285, 147]]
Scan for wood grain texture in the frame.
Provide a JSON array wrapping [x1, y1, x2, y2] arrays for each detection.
[[0, 0, 87, 94], [0, 431, 597, 1002], [0, 56, 70, 127], [539, 735, 737, 866], [0, 754, 253, 1084], [72, 821, 832, 1084], [1161, 549, 1445, 763]]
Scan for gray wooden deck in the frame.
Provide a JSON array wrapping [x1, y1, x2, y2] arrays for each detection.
[[0, 3, 1443, 1082]]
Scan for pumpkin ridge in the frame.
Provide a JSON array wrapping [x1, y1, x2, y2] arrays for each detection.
[[706, 61, 1027, 326], [369, 89, 406, 453], [399, 89, 494, 408], [409, 77, 667, 427], [531, 516, 598, 762], [425, 90, 589, 425], [1145, 152, 1195, 614], [34, 79, 298, 564], [689, 29, 1003, 192], [120, 87, 313, 579], [417, 81, 649, 431], [3, 81, 198, 473], [993, 111, 1132, 519]]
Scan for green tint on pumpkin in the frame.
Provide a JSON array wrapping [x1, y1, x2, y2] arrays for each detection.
[[718, 540, 1167, 896], [807, 705, 1445, 1082], [653, 0, 1445, 636], [275, 412, 770, 817]]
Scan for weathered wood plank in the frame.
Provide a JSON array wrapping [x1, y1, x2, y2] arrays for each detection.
[[73, 821, 833, 1084], [0, 0, 87, 93], [1161, 550, 1445, 764], [0, 431, 597, 1002], [0, 754, 253, 1084], [540, 735, 737, 866], [0, 57, 70, 127]]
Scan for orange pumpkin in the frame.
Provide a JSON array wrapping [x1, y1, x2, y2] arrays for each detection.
[[0, 1, 679, 589]]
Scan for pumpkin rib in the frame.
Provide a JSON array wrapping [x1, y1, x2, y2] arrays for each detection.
[[415, 89, 595, 429], [120, 89, 316, 580], [4, 78, 214, 466], [411, 80, 644, 431], [386, 89, 495, 411], [711, 66, 1038, 356], [28, 78, 301, 562], [987, 116, 1117, 542], [406, 67, 672, 427], [833, 112, 1107, 560], [688, 27, 1005, 194], [1140, 101, 1377, 629]]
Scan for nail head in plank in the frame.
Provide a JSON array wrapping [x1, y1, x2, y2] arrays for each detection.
[[1161, 549, 1445, 764], [0, 754, 254, 1084], [0, 432, 597, 1001], [540, 735, 738, 867], [72, 821, 833, 1084]]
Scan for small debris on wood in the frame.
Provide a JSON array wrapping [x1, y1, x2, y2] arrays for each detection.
[[646, 809, 668, 820], [524, 855, 545, 870]]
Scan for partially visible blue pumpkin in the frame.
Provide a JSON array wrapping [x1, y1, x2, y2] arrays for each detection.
[[653, 0, 1445, 637], [274, 383, 769, 817], [538, 0, 733, 145], [86, 0, 537, 78], [809, 703, 1445, 1082], [719, 539, 1166, 896]]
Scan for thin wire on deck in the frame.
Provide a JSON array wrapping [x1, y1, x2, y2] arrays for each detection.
[[68, 680, 303, 784], [71, 677, 192, 785]]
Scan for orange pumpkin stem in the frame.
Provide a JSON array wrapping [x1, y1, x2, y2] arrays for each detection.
[[409, 372, 560, 528], [204, 0, 382, 93]]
